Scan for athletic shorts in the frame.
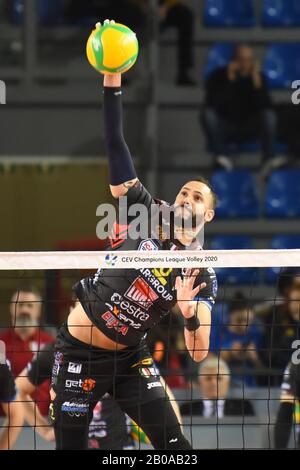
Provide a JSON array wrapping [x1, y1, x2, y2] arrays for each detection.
[[51, 324, 167, 413]]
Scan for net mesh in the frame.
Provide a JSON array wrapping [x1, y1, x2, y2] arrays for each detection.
[[0, 250, 300, 450]]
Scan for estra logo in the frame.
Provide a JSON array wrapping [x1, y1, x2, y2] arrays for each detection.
[[125, 277, 158, 310]]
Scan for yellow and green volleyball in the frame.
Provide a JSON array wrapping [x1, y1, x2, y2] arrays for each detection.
[[86, 22, 139, 75]]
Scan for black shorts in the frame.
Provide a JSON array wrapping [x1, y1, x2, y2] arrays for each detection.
[[51, 324, 167, 412], [51, 326, 191, 450]]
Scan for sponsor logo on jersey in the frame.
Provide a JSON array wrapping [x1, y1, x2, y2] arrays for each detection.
[[65, 378, 96, 392], [151, 268, 173, 286], [139, 367, 158, 379], [139, 268, 174, 301], [104, 301, 143, 329], [147, 381, 163, 390], [101, 311, 129, 336], [131, 357, 153, 368], [124, 276, 158, 310], [61, 399, 89, 417], [52, 351, 64, 377], [82, 378, 96, 392], [107, 293, 150, 322], [68, 362, 82, 374], [138, 239, 158, 251], [65, 379, 84, 389], [54, 351, 64, 364]]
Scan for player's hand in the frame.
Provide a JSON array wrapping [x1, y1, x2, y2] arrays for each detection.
[[158, 4, 169, 21], [96, 20, 122, 86], [227, 61, 239, 82], [175, 269, 206, 319], [252, 60, 262, 88]]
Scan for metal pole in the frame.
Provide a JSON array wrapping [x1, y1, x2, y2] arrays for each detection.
[[23, 0, 37, 84], [145, 0, 159, 195]]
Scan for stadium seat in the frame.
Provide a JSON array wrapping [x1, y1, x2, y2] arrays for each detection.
[[265, 169, 300, 218], [263, 43, 300, 88], [217, 141, 287, 155], [203, 0, 256, 27], [210, 235, 259, 284], [12, 0, 64, 25], [211, 170, 260, 218], [262, 0, 300, 26], [265, 235, 300, 283], [204, 43, 235, 78]]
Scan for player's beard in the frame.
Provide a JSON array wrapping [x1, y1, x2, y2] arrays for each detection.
[[172, 205, 202, 240]]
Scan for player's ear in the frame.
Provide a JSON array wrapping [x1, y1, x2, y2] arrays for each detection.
[[204, 209, 215, 223]]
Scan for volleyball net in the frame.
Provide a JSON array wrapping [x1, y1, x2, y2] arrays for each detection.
[[1, 249, 300, 450]]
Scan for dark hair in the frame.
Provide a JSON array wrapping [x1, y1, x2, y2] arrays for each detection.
[[278, 269, 300, 296], [12, 285, 42, 301], [232, 43, 252, 60], [188, 175, 218, 210], [228, 292, 253, 314]]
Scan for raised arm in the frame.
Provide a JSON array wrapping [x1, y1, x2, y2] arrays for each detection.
[[175, 269, 211, 363], [103, 73, 138, 198]]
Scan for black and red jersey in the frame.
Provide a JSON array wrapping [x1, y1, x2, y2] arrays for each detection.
[[74, 182, 218, 346]]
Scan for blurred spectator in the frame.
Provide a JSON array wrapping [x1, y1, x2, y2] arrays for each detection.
[[256, 270, 300, 385], [201, 44, 284, 173], [274, 358, 300, 449], [157, 0, 195, 85], [134, 0, 195, 85], [65, 0, 146, 42], [180, 357, 254, 417], [210, 293, 263, 387], [0, 286, 54, 416]]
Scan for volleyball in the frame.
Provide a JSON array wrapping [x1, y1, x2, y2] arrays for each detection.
[[86, 21, 139, 75]]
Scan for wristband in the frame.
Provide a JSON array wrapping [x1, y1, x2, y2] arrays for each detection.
[[184, 315, 200, 331]]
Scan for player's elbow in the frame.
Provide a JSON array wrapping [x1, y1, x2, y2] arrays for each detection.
[[191, 349, 209, 363], [110, 185, 125, 198]]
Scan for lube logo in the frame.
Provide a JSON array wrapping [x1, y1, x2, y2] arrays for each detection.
[[0, 81, 6, 104]]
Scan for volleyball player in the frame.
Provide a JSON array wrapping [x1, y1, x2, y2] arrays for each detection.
[[274, 359, 300, 448], [0, 356, 24, 449], [50, 19, 218, 450]]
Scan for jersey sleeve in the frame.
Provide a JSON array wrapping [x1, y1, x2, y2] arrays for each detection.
[[0, 362, 17, 403], [121, 181, 155, 215], [26, 342, 54, 387], [194, 267, 218, 311], [109, 181, 157, 248]]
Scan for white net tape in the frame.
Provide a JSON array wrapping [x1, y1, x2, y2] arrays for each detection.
[[0, 249, 300, 270]]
